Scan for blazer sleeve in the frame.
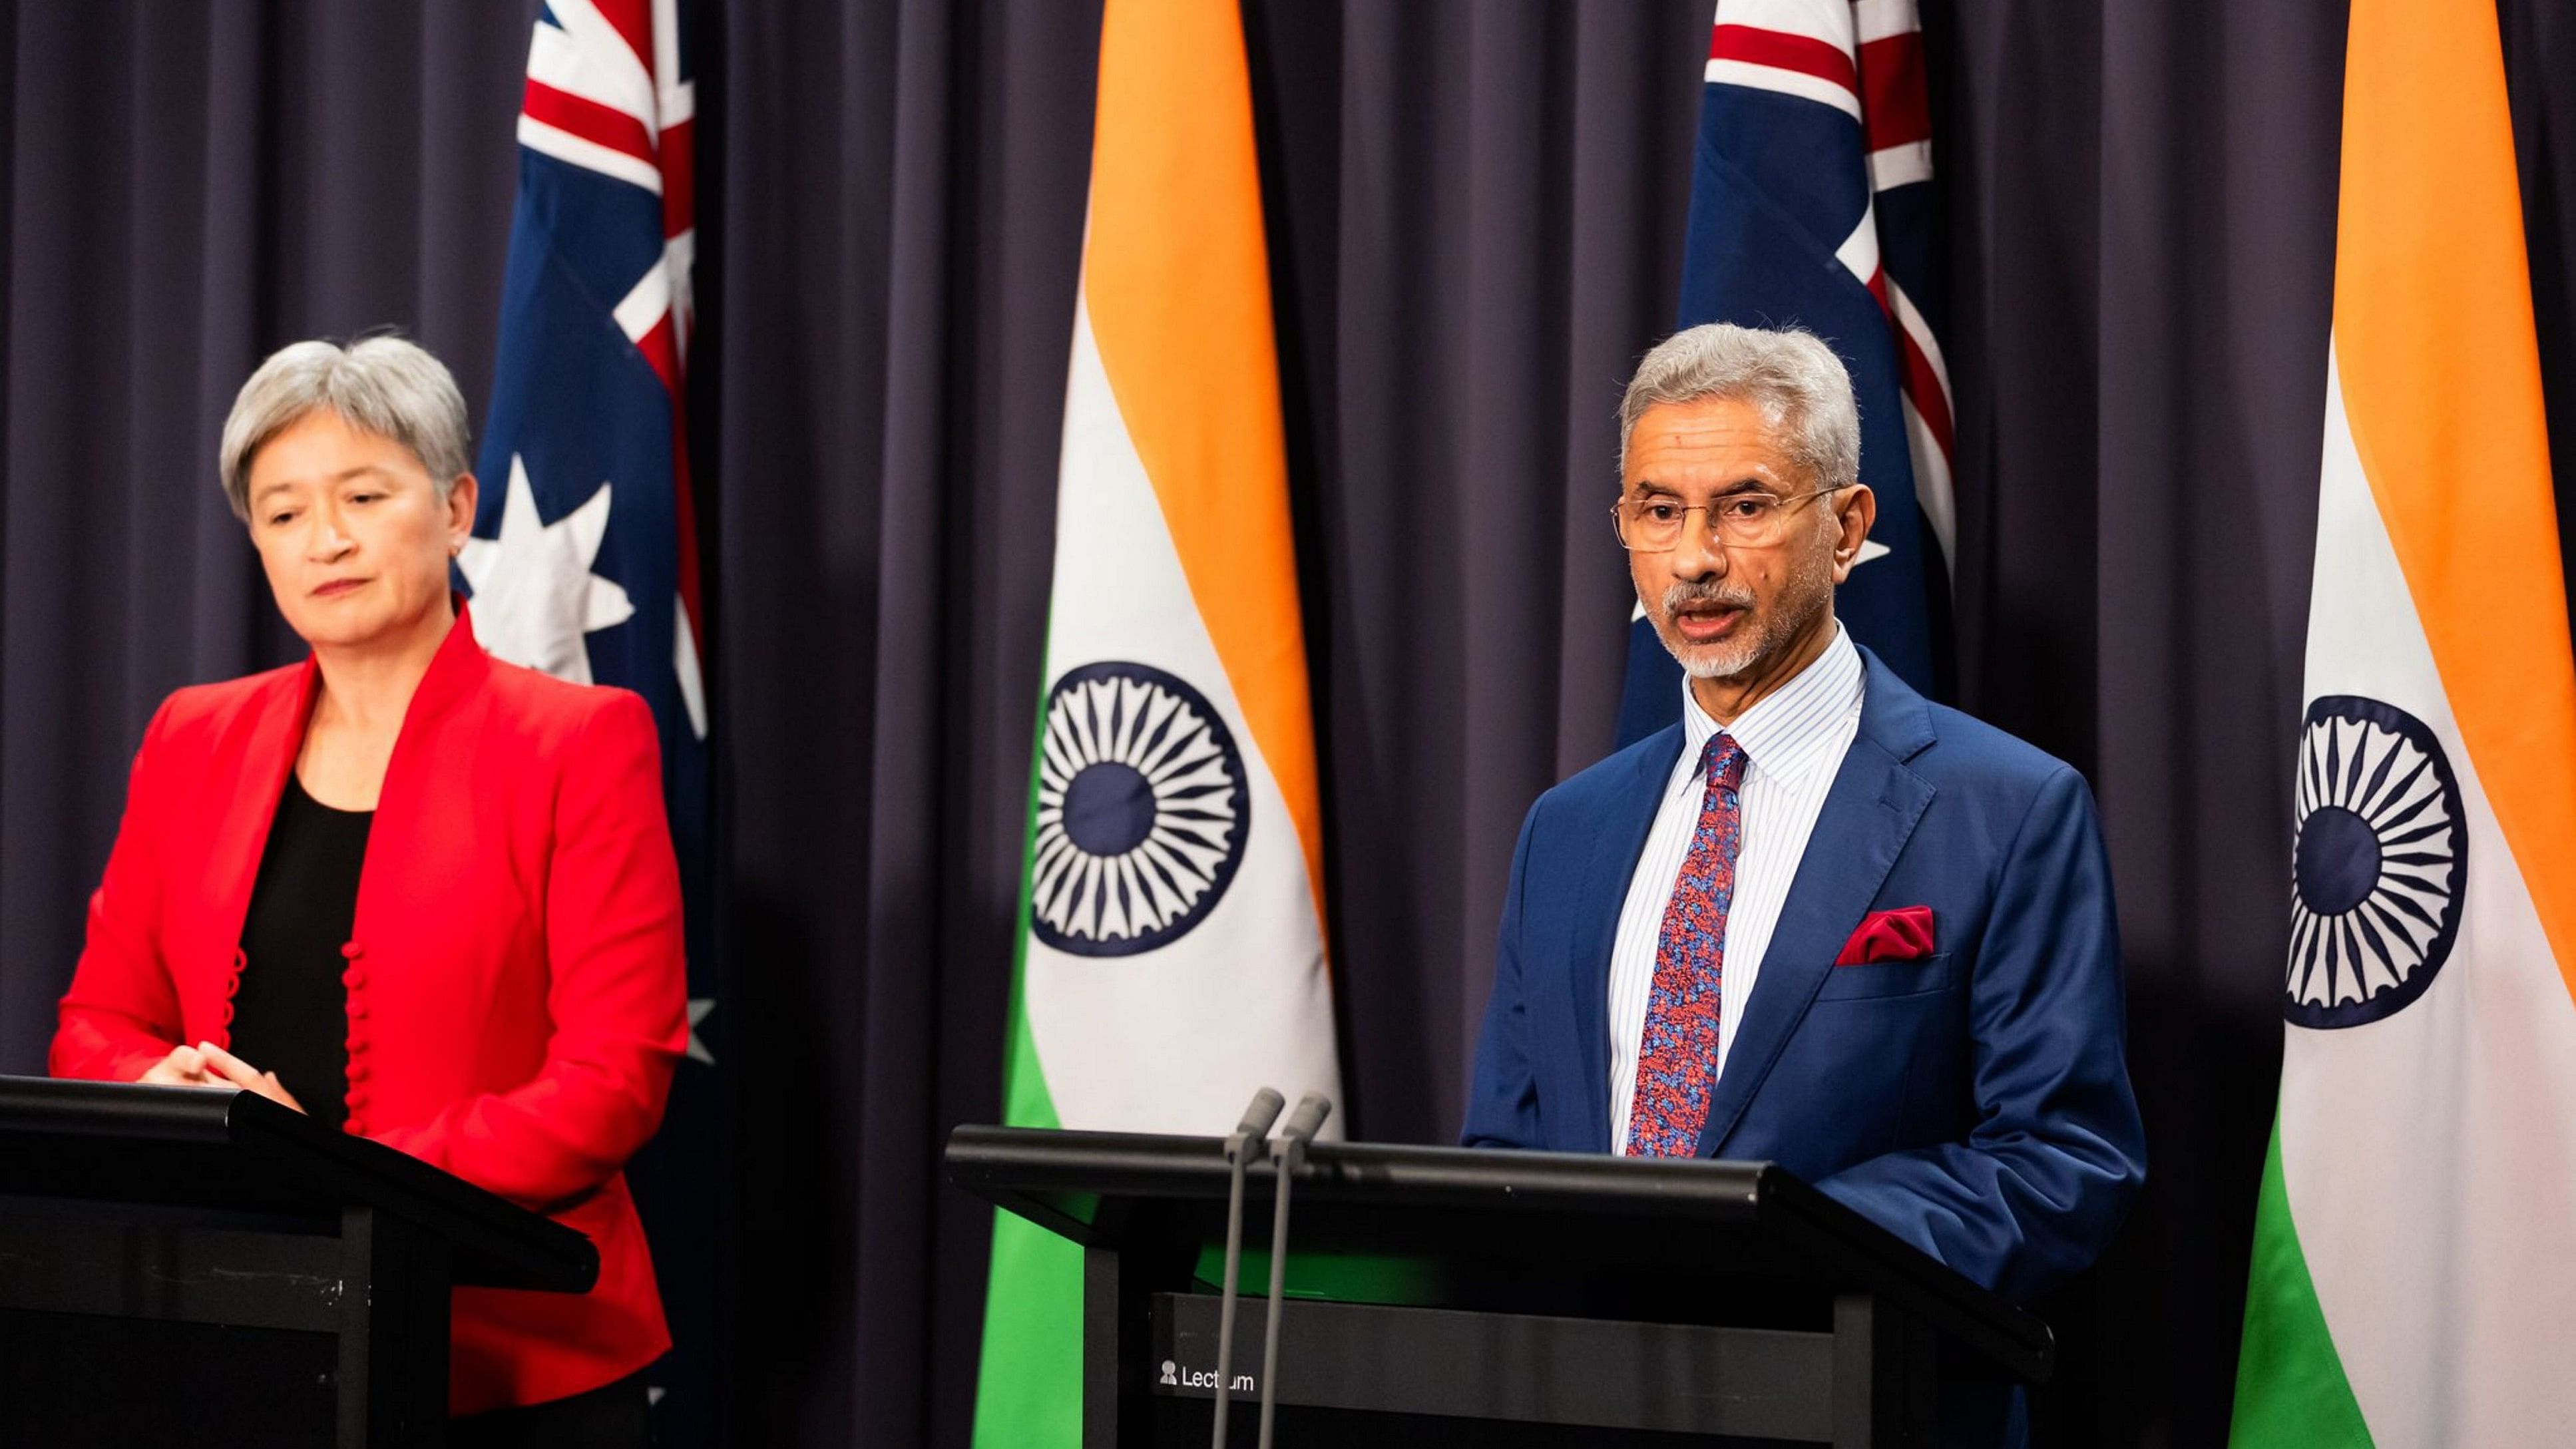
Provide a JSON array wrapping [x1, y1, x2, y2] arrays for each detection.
[[1461, 803, 1545, 1149], [51, 698, 185, 1083], [1809, 765, 2148, 1303], [371, 692, 688, 1209]]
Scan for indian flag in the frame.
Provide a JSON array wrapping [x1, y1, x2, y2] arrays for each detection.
[[970, 0, 1342, 1442], [2230, 1, 2576, 1444]]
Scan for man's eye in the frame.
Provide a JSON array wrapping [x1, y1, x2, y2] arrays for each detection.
[[1641, 503, 1683, 524], [1720, 496, 1776, 520]]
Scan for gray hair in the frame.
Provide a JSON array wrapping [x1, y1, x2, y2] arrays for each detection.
[[1617, 323, 1860, 491], [218, 335, 471, 520]]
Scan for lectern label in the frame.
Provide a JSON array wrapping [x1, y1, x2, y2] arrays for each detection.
[[1158, 1357, 1255, 1396]]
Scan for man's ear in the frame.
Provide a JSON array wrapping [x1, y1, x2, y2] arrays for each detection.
[[1828, 483, 1877, 584]]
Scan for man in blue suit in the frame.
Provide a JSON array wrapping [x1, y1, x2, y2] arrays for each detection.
[[1464, 323, 2145, 1436]]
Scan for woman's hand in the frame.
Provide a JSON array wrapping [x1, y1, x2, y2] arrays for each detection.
[[136, 1044, 218, 1086], [191, 1041, 306, 1114]]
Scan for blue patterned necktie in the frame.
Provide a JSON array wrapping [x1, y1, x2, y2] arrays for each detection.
[[1626, 733, 1748, 1157]]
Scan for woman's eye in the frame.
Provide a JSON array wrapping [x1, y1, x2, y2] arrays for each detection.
[[268, 512, 296, 526]]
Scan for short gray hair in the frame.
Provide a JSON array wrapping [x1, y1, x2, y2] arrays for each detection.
[[1617, 323, 1860, 491], [218, 335, 472, 520]]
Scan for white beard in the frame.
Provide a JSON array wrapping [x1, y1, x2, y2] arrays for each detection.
[[1676, 637, 1763, 679], [1647, 534, 1835, 682]]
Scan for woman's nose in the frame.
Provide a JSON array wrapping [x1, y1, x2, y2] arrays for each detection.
[[305, 514, 353, 560]]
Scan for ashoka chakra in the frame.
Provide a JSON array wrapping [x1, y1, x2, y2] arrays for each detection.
[[2284, 694, 2467, 1028], [1030, 661, 1249, 958]]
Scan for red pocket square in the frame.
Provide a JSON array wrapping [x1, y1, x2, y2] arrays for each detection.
[[1836, 906, 1936, 966]]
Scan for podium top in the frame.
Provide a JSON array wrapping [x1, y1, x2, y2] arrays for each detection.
[[0, 1076, 596, 1293], [946, 1124, 2052, 1382]]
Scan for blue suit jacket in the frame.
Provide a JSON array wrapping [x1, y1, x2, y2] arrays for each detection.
[[1464, 649, 2146, 1305]]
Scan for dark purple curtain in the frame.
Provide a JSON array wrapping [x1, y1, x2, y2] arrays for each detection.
[[0, 1, 529, 1065], [1934, 5, 2342, 1440], [696, 0, 1101, 1440], [7, 1, 2576, 1446]]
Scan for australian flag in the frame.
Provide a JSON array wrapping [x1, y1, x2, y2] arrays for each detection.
[[460, 1, 722, 1440], [1615, 0, 1957, 745]]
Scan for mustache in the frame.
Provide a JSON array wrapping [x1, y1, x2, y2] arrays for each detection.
[[1662, 578, 1756, 614]]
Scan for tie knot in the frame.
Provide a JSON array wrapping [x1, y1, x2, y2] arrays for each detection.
[[1701, 733, 1747, 792]]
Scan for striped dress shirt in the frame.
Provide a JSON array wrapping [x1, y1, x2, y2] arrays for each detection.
[[1607, 624, 1866, 1154]]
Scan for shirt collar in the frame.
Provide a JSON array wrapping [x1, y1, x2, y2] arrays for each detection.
[[1677, 622, 1864, 787]]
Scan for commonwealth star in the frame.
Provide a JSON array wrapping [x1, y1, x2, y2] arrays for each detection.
[[458, 454, 634, 684]]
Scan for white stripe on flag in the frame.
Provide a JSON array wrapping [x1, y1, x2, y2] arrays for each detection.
[[1867, 140, 1933, 194], [518, 116, 664, 194], [2283, 347, 2576, 1446], [1719, 0, 1856, 48], [1022, 292, 1341, 1135], [1851, 0, 1920, 45], [532, 0, 658, 122]]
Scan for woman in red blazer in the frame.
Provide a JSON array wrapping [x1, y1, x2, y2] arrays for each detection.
[[50, 337, 686, 1447]]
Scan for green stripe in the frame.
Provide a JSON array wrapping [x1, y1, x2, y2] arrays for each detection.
[[972, 658, 1084, 1449], [2231, 1109, 2374, 1448], [970, 1042, 1078, 1447]]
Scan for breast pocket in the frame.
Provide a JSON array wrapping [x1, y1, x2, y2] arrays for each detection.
[[1813, 951, 1955, 1002]]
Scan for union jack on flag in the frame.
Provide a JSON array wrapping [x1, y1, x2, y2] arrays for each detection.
[[1616, 0, 1956, 745], [461, 0, 718, 1434]]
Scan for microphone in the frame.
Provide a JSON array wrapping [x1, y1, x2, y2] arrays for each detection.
[[1211, 1087, 1284, 1448], [1232, 1088, 1291, 1148], [1257, 1092, 1332, 1449]]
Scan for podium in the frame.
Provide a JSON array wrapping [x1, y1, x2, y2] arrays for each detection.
[[0, 1076, 598, 1448], [948, 1126, 2052, 1447]]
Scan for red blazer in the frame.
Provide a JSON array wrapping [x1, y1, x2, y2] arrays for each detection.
[[51, 605, 687, 1415]]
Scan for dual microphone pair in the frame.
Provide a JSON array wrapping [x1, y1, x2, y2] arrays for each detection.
[[1209, 1087, 1331, 1449]]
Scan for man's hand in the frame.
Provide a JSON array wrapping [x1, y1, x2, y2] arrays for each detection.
[[136, 1044, 217, 1086], [192, 1042, 306, 1115]]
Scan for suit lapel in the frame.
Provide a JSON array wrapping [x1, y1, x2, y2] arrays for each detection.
[[203, 659, 321, 966], [1565, 723, 1683, 1152], [1695, 652, 1937, 1157]]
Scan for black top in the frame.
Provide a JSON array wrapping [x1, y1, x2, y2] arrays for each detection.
[[230, 772, 372, 1132]]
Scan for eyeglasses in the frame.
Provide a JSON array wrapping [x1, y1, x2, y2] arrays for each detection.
[[1610, 487, 1842, 553]]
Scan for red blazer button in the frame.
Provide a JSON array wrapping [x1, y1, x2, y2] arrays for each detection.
[[348, 1002, 369, 1022], [348, 1062, 372, 1083], [341, 968, 368, 990], [339, 942, 365, 960]]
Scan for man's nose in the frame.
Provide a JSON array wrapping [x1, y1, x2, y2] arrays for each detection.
[[1668, 517, 1730, 579]]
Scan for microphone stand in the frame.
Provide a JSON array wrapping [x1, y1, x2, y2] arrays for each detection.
[[1257, 1093, 1331, 1449], [1211, 1087, 1284, 1448]]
